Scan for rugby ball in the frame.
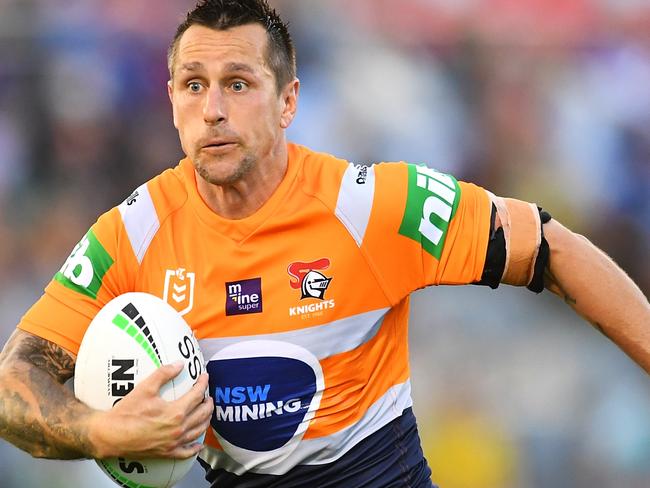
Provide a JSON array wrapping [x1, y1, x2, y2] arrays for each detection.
[[74, 292, 206, 488]]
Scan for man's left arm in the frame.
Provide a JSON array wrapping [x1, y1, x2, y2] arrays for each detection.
[[542, 218, 650, 372]]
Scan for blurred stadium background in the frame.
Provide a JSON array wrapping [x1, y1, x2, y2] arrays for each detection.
[[1, 0, 649, 486]]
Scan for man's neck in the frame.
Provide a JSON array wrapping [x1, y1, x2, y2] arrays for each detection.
[[195, 145, 289, 220]]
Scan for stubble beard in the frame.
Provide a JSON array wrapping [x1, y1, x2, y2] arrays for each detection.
[[194, 151, 257, 186]]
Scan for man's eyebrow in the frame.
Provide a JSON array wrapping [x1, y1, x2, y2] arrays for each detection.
[[224, 62, 256, 75], [177, 61, 256, 76], [179, 61, 205, 72]]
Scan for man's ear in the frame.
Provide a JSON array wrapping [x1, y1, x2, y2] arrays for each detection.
[[167, 80, 178, 129], [279, 78, 300, 129]]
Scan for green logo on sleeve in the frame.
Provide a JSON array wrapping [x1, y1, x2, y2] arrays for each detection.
[[54, 230, 114, 299], [398, 164, 461, 259]]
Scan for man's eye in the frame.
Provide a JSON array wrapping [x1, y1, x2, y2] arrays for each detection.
[[231, 81, 247, 92], [188, 82, 202, 93]]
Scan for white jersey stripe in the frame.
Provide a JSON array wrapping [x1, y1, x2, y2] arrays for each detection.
[[200, 380, 413, 475], [199, 307, 389, 361], [335, 164, 375, 247], [117, 183, 160, 264]]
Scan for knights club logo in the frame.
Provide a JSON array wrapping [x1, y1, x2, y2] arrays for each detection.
[[163, 268, 195, 316], [287, 258, 332, 300]]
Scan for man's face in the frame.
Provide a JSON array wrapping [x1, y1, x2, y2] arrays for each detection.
[[168, 24, 297, 186]]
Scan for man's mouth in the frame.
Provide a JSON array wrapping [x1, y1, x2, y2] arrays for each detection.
[[204, 142, 236, 148], [201, 141, 237, 154], [203, 139, 236, 148]]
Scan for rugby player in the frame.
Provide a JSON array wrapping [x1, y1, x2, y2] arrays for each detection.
[[0, 1, 649, 486]]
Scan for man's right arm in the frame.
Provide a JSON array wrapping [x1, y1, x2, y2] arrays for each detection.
[[0, 329, 97, 459], [0, 329, 212, 460]]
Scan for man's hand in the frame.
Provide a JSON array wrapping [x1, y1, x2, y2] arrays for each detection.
[[0, 329, 213, 460], [90, 363, 213, 460]]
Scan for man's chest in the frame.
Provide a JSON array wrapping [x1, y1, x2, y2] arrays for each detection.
[[133, 217, 389, 339]]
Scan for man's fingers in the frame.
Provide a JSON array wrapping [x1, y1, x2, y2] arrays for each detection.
[[169, 441, 204, 460], [176, 373, 210, 413], [181, 414, 212, 446], [182, 396, 213, 433], [138, 361, 184, 394]]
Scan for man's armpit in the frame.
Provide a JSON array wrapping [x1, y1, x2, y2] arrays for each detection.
[[1, 330, 76, 384]]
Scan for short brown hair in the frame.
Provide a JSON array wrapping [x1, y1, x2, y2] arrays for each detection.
[[168, 0, 296, 93]]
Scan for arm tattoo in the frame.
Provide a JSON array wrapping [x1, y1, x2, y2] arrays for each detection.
[[544, 269, 578, 306], [17, 334, 75, 383], [0, 331, 96, 459], [564, 294, 577, 306], [593, 322, 611, 340]]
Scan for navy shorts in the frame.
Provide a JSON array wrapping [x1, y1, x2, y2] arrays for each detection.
[[200, 407, 436, 487]]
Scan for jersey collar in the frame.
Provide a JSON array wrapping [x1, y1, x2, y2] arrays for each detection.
[[180, 143, 304, 242]]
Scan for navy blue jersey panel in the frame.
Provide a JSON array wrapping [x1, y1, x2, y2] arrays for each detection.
[[199, 407, 437, 488]]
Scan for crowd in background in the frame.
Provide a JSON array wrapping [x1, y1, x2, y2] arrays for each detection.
[[0, 0, 649, 487]]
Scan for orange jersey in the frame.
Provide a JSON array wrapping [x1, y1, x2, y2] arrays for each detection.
[[18, 143, 491, 478]]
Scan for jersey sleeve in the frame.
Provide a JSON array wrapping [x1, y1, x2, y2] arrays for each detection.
[[17, 205, 139, 354], [361, 162, 492, 304]]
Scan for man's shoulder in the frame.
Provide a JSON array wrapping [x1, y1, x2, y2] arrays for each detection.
[[144, 160, 188, 209], [290, 143, 349, 173], [290, 143, 352, 199], [116, 160, 188, 222], [292, 144, 411, 204], [292, 143, 411, 184], [88, 161, 189, 260]]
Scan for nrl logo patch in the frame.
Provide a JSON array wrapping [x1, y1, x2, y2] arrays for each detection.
[[163, 268, 195, 316]]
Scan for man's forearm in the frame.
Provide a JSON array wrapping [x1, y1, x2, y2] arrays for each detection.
[[0, 330, 98, 459], [543, 219, 650, 372]]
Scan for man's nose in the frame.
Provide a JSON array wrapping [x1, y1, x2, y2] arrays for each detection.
[[203, 87, 227, 125]]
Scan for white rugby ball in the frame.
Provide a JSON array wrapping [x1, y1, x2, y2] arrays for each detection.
[[74, 292, 206, 488]]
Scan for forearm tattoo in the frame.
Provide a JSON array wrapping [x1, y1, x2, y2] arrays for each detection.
[[564, 294, 577, 306], [15, 334, 75, 382], [0, 331, 95, 459]]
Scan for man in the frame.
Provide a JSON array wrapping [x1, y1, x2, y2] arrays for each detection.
[[0, 0, 648, 487]]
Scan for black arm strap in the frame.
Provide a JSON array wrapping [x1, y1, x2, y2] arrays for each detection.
[[474, 205, 552, 293], [526, 209, 552, 293]]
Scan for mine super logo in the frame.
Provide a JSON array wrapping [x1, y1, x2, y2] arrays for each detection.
[[225, 278, 263, 316]]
